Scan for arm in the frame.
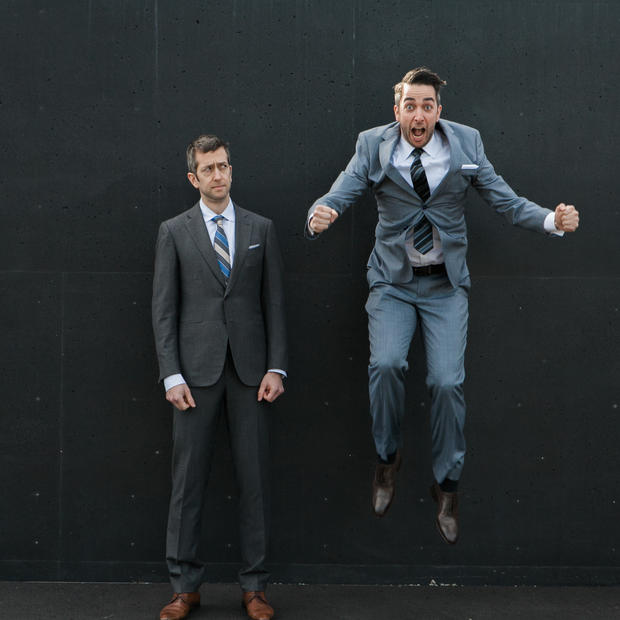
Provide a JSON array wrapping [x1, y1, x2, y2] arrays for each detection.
[[305, 133, 372, 238], [152, 222, 182, 382], [260, 220, 287, 402], [471, 130, 580, 233]]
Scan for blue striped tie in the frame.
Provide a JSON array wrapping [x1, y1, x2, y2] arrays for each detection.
[[410, 148, 433, 255], [212, 215, 231, 279]]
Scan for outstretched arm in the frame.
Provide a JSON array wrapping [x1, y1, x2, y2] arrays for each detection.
[[305, 132, 371, 239], [471, 130, 577, 234]]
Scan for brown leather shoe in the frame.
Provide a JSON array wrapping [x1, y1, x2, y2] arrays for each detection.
[[159, 592, 200, 620], [372, 451, 401, 517], [431, 481, 459, 545], [242, 591, 274, 620]]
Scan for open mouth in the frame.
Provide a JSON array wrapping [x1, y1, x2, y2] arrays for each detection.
[[412, 127, 425, 138]]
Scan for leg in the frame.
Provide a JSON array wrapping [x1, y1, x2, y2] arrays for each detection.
[[366, 283, 418, 460], [416, 277, 469, 485], [166, 380, 225, 593], [225, 362, 270, 593]]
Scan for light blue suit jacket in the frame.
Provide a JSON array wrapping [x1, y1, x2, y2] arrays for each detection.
[[308, 119, 553, 289]]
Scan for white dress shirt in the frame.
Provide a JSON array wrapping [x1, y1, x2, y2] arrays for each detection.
[[163, 198, 285, 392]]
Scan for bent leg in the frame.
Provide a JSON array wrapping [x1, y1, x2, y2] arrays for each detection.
[[418, 282, 468, 484], [366, 284, 418, 460]]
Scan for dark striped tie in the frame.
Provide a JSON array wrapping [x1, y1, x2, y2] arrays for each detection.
[[212, 215, 231, 278], [410, 148, 433, 255]]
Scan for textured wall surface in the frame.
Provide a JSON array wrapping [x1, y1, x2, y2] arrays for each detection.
[[1, 0, 618, 584]]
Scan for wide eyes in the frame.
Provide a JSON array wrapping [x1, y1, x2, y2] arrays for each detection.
[[404, 104, 434, 113]]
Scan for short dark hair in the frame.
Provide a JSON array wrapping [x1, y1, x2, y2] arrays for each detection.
[[187, 134, 231, 175], [394, 67, 446, 106]]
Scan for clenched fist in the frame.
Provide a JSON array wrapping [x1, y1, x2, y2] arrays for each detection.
[[554, 203, 579, 232], [309, 205, 339, 234]]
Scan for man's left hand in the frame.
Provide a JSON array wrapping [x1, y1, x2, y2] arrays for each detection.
[[554, 203, 580, 232], [257, 372, 285, 403]]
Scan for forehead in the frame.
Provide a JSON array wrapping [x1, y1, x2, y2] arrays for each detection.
[[195, 146, 229, 167], [400, 83, 437, 104]]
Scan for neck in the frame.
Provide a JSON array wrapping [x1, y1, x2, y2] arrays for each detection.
[[202, 195, 229, 214]]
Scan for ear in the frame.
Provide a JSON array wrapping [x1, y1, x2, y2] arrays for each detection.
[[394, 103, 400, 121], [436, 104, 442, 121], [187, 172, 199, 189]]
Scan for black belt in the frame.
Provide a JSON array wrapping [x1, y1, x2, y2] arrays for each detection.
[[412, 263, 446, 276]]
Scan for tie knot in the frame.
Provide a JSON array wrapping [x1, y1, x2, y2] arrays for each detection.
[[212, 215, 225, 225], [412, 148, 424, 159]]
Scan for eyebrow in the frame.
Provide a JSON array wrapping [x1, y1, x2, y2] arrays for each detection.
[[201, 160, 229, 168], [403, 96, 435, 103]]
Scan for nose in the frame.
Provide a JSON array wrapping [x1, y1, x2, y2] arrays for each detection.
[[212, 166, 223, 180], [413, 107, 424, 122]]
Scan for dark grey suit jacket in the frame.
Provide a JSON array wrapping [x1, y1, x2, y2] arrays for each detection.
[[307, 119, 554, 290], [152, 202, 287, 387]]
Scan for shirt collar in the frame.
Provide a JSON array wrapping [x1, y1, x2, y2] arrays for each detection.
[[200, 198, 235, 222], [397, 125, 443, 160]]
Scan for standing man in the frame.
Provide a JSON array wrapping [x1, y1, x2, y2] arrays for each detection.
[[153, 134, 287, 620], [306, 68, 578, 545]]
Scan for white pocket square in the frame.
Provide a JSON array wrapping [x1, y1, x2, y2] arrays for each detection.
[[461, 164, 479, 170], [248, 243, 260, 250]]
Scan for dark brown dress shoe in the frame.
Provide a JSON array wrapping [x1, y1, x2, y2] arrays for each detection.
[[431, 481, 459, 545], [159, 592, 200, 620], [242, 591, 274, 620], [372, 451, 402, 517]]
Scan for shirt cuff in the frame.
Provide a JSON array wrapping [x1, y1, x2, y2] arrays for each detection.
[[267, 368, 287, 378], [163, 374, 186, 391], [307, 212, 317, 237], [544, 211, 564, 236]]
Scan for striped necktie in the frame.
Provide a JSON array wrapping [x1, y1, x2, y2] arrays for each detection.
[[410, 148, 433, 254], [212, 215, 231, 278]]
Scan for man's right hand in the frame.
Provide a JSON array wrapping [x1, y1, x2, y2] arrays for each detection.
[[166, 383, 196, 411], [309, 205, 339, 234]]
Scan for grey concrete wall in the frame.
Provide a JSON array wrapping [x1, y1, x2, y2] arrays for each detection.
[[1, 0, 618, 584]]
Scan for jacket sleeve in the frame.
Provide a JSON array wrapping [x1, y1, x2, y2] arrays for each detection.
[[472, 130, 552, 233], [305, 132, 372, 239], [261, 219, 288, 372], [152, 222, 182, 382]]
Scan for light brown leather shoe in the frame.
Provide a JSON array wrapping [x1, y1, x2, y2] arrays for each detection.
[[159, 592, 200, 620], [242, 591, 274, 620], [372, 451, 401, 517], [431, 481, 459, 545]]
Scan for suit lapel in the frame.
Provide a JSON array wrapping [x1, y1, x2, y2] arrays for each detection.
[[428, 120, 469, 200], [225, 203, 252, 295], [379, 124, 416, 195], [184, 202, 227, 288], [379, 123, 400, 170]]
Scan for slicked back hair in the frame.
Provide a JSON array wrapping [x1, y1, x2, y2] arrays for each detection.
[[394, 67, 447, 107], [187, 134, 231, 175]]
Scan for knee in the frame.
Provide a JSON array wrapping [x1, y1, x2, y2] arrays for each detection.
[[426, 376, 463, 394], [370, 354, 407, 377]]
